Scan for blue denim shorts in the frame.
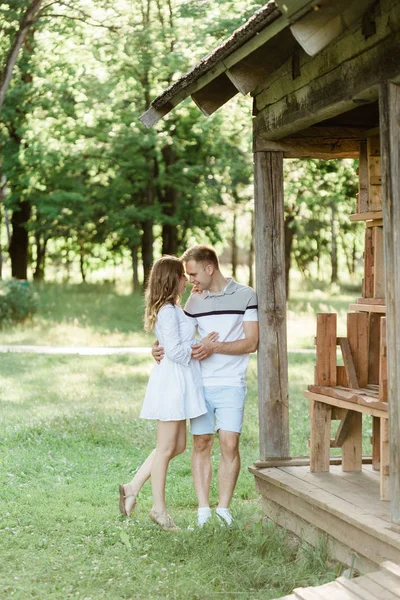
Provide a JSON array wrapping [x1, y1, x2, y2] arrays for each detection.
[[190, 386, 247, 435]]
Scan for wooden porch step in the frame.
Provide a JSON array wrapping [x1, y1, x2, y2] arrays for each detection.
[[250, 464, 400, 568], [273, 561, 400, 599]]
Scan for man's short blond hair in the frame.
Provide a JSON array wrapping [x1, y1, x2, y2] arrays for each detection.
[[181, 245, 220, 270]]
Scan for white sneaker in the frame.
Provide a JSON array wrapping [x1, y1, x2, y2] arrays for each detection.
[[216, 508, 233, 526], [197, 507, 212, 528]]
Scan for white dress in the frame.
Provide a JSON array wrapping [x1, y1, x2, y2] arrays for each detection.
[[140, 303, 206, 421]]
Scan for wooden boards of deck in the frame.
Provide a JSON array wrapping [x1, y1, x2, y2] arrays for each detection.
[[251, 464, 400, 571], [273, 560, 400, 599]]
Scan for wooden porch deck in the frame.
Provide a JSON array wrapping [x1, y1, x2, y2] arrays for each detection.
[[250, 464, 400, 573], [276, 561, 400, 599]]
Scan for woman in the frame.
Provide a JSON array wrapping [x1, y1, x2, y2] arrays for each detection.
[[119, 256, 216, 530]]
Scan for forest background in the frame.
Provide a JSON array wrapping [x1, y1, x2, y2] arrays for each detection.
[[0, 0, 363, 298]]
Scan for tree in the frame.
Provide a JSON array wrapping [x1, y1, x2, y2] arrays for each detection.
[[0, 0, 274, 286], [284, 158, 361, 290], [0, 0, 44, 111]]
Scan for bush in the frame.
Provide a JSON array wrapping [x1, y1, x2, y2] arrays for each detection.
[[0, 280, 38, 326]]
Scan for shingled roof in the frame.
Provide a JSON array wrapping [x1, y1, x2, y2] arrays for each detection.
[[152, 2, 280, 110], [140, 0, 368, 128]]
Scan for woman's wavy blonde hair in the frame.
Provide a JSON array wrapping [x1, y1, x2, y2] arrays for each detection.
[[144, 256, 184, 331]]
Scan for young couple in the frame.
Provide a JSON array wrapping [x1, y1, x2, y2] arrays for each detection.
[[119, 245, 258, 530]]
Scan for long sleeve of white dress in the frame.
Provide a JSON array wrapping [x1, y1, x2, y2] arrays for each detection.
[[157, 305, 193, 366]]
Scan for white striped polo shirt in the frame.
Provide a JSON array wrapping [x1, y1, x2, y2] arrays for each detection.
[[184, 279, 258, 388]]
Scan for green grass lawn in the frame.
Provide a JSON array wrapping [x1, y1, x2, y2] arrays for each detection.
[[0, 280, 367, 598], [0, 279, 361, 349], [1, 351, 343, 599], [0, 282, 152, 347]]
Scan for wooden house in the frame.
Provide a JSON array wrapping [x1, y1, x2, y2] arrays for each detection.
[[141, 0, 400, 572]]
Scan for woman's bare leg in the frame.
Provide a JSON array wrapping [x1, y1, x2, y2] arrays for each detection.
[[128, 449, 156, 494], [151, 420, 186, 515], [127, 421, 186, 494], [120, 449, 156, 515], [121, 421, 186, 516]]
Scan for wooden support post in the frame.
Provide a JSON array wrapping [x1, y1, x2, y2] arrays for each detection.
[[358, 139, 369, 213], [368, 313, 381, 385], [372, 416, 381, 471], [315, 313, 337, 386], [380, 317, 388, 403], [380, 418, 390, 501], [378, 315, 389, 496], [379, 82, 400, 520], [254, 151, 289, 460], [310, 400, 331, 473], [347, 312, 369, 388], [363, 228, 374, 298], [338, 337, 359, 390], [342, 411, 362, 472], [336, 365, 348, 387], [373, 226, 385, 299], [367, 135, 383, 211], [333, 410, 350, 447]]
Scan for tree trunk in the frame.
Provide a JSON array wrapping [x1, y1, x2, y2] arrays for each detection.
[[331, 202, 338, 284], [231, 210, 238, 280], [142, 165, 155, 288], [317, 245, 321, 280], [248, 209, 254, 288], [130, 244, 140, 292], [161, 145, 178, 256], [0, 202, 2, 279], [0, 185, 3, 279], [352, 239, 357, 276], [0, 175, 11, 279], [79, 243, 86, 283], [142, 221, 153, 288], [0, 0, 44, 111], [64, 241, 71, 282], [33, 232, 47, 281], [9, 200, 31, 279], [284, 213, 296, 299], [162, 221, 178, 256]]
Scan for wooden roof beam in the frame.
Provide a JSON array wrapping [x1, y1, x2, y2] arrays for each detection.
[[254, 125, 365, 158], [290, 0, 378, 56], [225, 29, 298, 96], [191, 73, 238, 117], [275, 0, 321, 23]]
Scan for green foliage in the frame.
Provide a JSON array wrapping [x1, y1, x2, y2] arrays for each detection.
[[284, 159, 363, 282], [0, 0, 364, 290], [0, 279, 38, 325], [1, 0, 261, 283]]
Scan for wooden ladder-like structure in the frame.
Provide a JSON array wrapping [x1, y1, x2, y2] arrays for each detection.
[[305, 134, 390, 500]]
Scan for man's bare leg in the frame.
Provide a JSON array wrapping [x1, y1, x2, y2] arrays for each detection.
[[216, 430, 240, 524], [192, 434, 213, 525]]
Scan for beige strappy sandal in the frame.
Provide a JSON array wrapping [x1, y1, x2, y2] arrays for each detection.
[[149, 510, 180, 531], [119, 484, 137, 517]]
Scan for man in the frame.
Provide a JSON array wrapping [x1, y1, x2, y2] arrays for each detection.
[[153, 245, 258, 527]]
